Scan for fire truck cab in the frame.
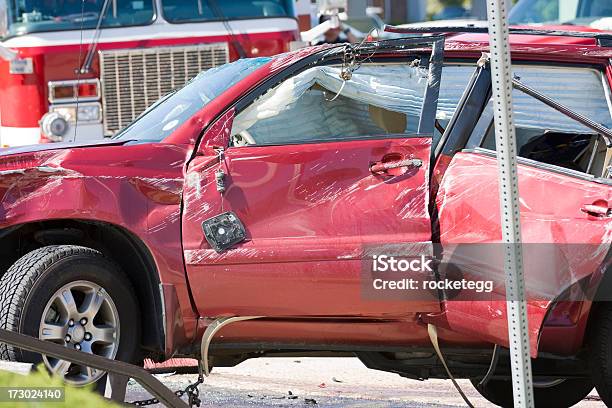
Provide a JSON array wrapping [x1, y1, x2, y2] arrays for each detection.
[[0, 0, 299, 147]]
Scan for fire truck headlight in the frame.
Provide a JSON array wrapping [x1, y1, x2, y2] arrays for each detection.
[[76, 104, 101, 122], [40, 112, 69, 142], [49, 106, 76, 121], [50, 103, 101, 123]]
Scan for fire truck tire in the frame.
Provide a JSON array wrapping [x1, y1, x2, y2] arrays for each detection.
[[0, 245, 140, 387], [471, 377, 594, 407]]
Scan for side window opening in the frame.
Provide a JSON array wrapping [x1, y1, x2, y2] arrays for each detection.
[[232, 89, 406, 147], [229, 62, 474, 148], [476, 67, 612, 179], [481, 124, 609, 177], [230, 63, 432, 147]]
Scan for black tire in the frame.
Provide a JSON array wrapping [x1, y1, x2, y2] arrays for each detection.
[[471, 378, 593, 407], [589, 303, 612, 406], [0, 245, 140, 387]]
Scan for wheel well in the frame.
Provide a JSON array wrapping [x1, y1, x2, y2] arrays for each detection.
[[541, 251, 612, 355], [0, 220, 165, 360], [584, 251, 612, 335]]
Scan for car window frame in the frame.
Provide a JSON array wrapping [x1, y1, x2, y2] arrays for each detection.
[[209, 37, 446, 152]]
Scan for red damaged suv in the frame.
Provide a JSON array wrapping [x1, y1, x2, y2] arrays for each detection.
[[0, 31, 610, 407]]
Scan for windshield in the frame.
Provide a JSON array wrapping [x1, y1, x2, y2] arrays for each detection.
[[509, 0, 612, 25], [162, 0, 294, 23], [5, 0, 154, 38], [113, 57, 271, 142]]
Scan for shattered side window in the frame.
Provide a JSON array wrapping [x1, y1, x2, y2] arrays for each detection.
[[479, 67, 612, 178], [511, 67, 612, 131], [230, 63, 431, 146], [436, 65, 612, 154]]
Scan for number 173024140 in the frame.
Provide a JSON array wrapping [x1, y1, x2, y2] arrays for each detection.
[[0, 387, 64, 402]]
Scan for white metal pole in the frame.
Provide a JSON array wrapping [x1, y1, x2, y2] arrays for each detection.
[[485, 1, 535, 407]]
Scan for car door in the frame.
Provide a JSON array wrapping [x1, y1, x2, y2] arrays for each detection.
[[181, 50, 445, 319], [432, 148, 611, 355], [429, 64, 612, 355]]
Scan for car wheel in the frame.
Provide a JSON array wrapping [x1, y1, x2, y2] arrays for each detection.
[[589, 303, 612, 406], [0, 245, 140, 387], [471, 378, 593, 407]]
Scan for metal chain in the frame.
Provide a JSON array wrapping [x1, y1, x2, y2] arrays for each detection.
[[129, 366, 205, 407]]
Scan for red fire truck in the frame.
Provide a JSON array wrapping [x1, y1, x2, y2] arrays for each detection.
[[0, 0, 300, 147]]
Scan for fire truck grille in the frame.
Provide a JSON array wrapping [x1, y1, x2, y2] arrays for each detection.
[[99, 43, 230, 135]]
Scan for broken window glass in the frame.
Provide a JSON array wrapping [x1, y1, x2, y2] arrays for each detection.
[[479, 80, 612, 178], [442, 65, 612, 132], [230, 63, 432, 146]]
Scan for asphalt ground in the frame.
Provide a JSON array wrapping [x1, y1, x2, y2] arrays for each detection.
[[126, 357, 604, 407]]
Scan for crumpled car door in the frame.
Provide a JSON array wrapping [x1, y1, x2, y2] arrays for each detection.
[[428, 66, 612, 356], [181, 38, 447, 319]]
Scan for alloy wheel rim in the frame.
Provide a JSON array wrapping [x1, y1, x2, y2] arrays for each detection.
[[38, 280, 120, 386]]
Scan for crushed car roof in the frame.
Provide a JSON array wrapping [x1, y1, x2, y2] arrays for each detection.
[[275, 28, 612, 64], [446, 33, 612, 59]]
